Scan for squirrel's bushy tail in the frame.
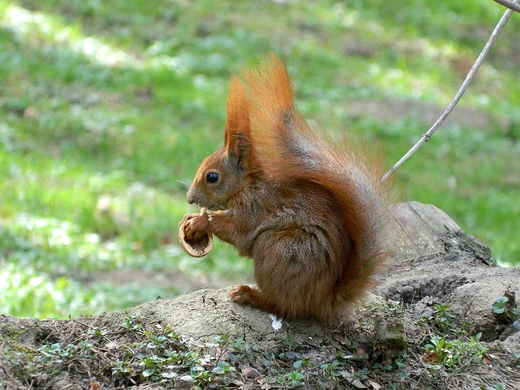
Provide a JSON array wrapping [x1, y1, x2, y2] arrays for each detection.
[[238, 55, 390, 314]]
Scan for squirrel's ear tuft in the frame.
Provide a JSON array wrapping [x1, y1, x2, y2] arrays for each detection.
[[225, 76, 251, 158]]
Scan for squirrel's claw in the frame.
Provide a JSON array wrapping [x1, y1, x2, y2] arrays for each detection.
[[228, 285, 254, 305]]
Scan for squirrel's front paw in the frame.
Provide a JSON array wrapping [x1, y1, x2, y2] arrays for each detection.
[[183, 215, 209, 242], [228, 285, 255, 305]]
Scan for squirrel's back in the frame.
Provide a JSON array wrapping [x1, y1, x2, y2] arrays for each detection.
[[239, 56, 390, 320]]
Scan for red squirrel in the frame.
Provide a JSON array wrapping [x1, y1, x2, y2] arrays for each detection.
[[181, 55, 390, 323]]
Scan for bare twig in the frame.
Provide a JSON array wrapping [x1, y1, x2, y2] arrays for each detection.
[[381, 0, 518, 183], [493, 0, 520, 13]]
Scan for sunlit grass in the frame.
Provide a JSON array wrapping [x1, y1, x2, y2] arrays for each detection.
[[0, 0, 519, 319]]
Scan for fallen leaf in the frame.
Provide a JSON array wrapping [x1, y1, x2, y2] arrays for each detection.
[[422, 351, 441, 364]]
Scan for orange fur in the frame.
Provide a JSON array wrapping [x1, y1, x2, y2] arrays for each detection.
[[184, 55, 390, 323]]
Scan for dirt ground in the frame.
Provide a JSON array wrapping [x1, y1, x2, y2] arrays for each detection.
[[1, 202, 519, 390]]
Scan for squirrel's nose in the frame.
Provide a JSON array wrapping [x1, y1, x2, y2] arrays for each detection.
[[186, 188, 196, 204]]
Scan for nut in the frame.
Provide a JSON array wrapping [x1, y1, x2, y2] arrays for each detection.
[[178, 218, 213, 258]]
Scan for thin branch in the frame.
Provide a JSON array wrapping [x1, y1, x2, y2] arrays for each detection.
[[381, 0, 518, 183], [493, 0, 520, 13]]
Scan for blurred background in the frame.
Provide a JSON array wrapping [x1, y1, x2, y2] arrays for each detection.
[[1, 0, 519, 319]]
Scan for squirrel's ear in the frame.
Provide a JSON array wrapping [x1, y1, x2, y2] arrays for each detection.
[[225, 76, 251, 161]]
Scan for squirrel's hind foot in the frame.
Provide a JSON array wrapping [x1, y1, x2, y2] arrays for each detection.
[[228, 284, 257, 305]]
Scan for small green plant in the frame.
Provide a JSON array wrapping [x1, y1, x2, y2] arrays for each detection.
[[352, 367, 370, 380], [387, 300, 407, 315], [120, 316, 145, 332], [493, 296, 509, 314], [512, 352, 520, 369], [418, 304, 457, 332], [278, 370, 305, 388], [492, 295, 520, 323], [423, 333, 487, 372], [394, 357, 409, 380], [211, 361, 235, 375], [189, 366, 214, 388], [374, 355, 408, 380]]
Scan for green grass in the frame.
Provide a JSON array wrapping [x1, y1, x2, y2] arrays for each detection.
[[1, 0, 519, 318]]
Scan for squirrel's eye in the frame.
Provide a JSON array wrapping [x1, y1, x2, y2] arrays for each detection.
[[206, 172, 219, 184]]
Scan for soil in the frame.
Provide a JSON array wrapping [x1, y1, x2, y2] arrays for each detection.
[[1, 202, 519, 390]]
